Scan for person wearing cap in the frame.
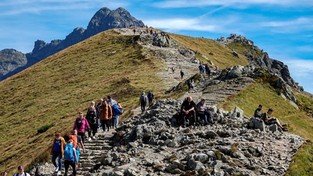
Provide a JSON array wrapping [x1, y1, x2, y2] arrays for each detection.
[[14, 166, 30, 176]]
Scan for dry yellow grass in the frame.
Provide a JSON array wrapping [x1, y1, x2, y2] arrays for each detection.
[[0, 30, 167, 174], [170, 34, 249, 68]]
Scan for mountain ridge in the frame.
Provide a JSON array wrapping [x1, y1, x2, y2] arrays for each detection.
[[0, 7, 144, 81]]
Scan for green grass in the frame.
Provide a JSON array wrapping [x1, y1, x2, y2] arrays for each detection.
[[0, 30, 167, 174], [170, 34, 249, 69], [220, 82, 313, 175]]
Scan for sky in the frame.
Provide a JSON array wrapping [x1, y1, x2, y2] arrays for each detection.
[[0, 0, 312, 93]]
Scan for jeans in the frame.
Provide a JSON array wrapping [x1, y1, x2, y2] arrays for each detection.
[[113, 115, 119, 128], [64, 160, 76, 176], [51, 152, 62, 171]]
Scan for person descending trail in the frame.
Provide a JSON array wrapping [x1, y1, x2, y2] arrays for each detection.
[[199, 63, 205, 75], [187, 80, 194, 92], [73, 112, 90, 143], [147, 90, 154, 107], [64, 139, 77, 176], [69, 130, 84, 168], [140, 92, 148, 113], [51, 131, 65, 175], [86, 101, 98, 140], [96, 99, 103, 128], [111, 101, 123, 129], [100, 100, 113, 131], [13, 166, 30, 176], [205, 64, 211, 78], [180, 69, 184, 79]]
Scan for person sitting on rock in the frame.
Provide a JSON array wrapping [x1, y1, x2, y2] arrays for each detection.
[[14, 166, 30, 176], [180, 96, 196, 127], [254, 104, 263, 118], [196, 99, 209, 125], [262, 108, 286, 131]]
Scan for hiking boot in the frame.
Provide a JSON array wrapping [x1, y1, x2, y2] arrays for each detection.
[[57, 171, 62, 175], [54, 167, 58, 172], [88, 137, 91, 142]]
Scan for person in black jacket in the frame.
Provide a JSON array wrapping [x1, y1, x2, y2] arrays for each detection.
[[180, 96, 196, 127]]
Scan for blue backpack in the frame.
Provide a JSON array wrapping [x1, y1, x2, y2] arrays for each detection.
[[64, 143, 75, 161], [112, 104, 123, 115]]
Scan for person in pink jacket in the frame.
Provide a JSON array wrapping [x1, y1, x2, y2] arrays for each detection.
[[73, 112, 90, 144]]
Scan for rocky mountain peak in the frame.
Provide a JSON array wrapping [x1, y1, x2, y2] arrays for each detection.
[[0, 49, 27, 77], [0, 7, 145, 81]]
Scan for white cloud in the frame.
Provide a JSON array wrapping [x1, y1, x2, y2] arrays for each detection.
[[145, 18, 218, 32], [0, 0, 128, 16], [152, 0, 313, 8]]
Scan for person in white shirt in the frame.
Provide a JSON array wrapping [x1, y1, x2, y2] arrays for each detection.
[[14, 166, 30, 176]]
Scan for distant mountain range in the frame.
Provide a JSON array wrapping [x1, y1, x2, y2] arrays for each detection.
[[0, 7, 144, 81]]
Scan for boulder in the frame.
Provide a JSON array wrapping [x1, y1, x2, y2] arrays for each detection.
[[248, 117, 265, 131]]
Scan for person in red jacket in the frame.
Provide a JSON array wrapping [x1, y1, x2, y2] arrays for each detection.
[[73, 112, 90, 143]]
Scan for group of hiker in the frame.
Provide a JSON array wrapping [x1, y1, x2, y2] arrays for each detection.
[[50, 96, 124, 176], [139, 91, 154, 113], [254, 104, 287, 131], [176, 96, 287, 132], [175, 96, 214, 127]]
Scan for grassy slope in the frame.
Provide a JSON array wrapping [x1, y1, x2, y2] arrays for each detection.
[[170, 34, 249, 68], [0, 31, 167, 174], [220, 82, 313, 176]]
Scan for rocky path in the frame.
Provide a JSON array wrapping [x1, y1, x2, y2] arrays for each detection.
[[76, 130, 114, 176], [179, 75, 255, 106]]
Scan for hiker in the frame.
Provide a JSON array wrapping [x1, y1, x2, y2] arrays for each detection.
[[180, 70, 184, 79], [199, 64, 205, 75], [51, 131, 65, 175], [171, 66, 175, 73], [73, 112, 90, 143], [100, 100, 113, 131], [214, 65, 220, 75], [254, 104, 263, 118], [140, 92, 148, 112], [69, 129, 84, 165], [262, 108, 286, 131], [96, 99, 103, 128], [196, 99, 212, 125], [147, 90, 154, 107], [187, 80, 194, 91], [205, 64, 211, 77], [107, 96, 117, 107], [133, 28, 136, 35], [13, 166, 30, 176], [86, 101, 98, 140], [64, 139, 77, 176], [111, 101, 123, 128], [180, 96, 196, 127]]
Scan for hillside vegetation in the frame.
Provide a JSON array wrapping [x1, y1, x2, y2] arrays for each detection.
[[0, 30, 167, 174], [220, 82, 313, 176], [170, 34, 249, 68]]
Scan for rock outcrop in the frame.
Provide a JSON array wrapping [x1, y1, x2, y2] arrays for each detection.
[[0, 49, 27, 77], [0, 7, 144, 81], [32, 99, 303, 176]]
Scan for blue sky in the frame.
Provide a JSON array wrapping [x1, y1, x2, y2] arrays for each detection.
[[0, 0, 312, 93]]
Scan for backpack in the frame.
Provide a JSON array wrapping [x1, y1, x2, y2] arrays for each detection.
[[147, 92, 153, 100], [53, 138, 62, 153], [112, 103, 123, 115], [64, 143, 75, 161]]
